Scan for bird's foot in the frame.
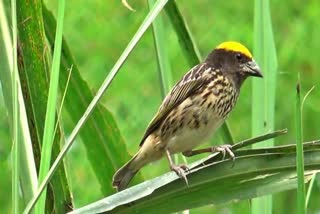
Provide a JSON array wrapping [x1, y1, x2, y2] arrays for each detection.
[[211, 144, 235, 166], [170, 164, 189, 185]]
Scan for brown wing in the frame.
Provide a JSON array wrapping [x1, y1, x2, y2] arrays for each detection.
[[139, 63, 210, 146]]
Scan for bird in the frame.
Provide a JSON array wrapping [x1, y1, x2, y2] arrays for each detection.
[[112, 41, 263, 191]]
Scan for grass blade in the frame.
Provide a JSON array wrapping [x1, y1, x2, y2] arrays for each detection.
[[296, 80, 305, 213], [164, 1, 201, 65], [252, 0, 278, 149], [35, 1, 65, 213], [252, 0, 278, 212], [302, 86, 316, 210], [0, 0, 38, 209], [148, 0, 173, 96], [11, 0, 19, 212], [305, 173, 317, 209]]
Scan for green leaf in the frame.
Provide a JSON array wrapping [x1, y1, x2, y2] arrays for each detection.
[[149, 0, 173, 97], [252, 0, 278, 140], [295, 79, 305, 213], [164, 1, 201, 66], [252, 0, 278, 212], [16, 0, 72, 212], [68, 141, 320, 214], [11, 0, 20, 212], [0, 1, 37, 210], [305, 173, 317, 208]]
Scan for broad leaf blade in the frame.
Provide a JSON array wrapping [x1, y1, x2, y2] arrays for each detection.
[[16, 0, 72, 212], [69, 143, 320, 214]]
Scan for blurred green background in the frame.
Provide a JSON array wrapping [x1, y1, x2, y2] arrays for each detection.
[[1, 0, 320, 213]]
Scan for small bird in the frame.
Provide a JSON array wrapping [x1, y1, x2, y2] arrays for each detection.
[[113, 41, 263, 191]]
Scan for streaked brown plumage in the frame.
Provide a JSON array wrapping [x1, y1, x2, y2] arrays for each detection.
[[113, 41, 263, 191]]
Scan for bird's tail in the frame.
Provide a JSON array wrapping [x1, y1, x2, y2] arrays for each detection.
[[112, 152, 142, 191]]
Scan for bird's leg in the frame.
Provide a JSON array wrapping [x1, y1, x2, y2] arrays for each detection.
[[165, 150, 189, 185], [183, 144, 235, 161]]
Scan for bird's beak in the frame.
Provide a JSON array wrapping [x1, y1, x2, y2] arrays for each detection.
[[244, 60, 263, 78]]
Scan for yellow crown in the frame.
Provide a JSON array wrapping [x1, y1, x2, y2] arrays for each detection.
[[216, 41, 252, 59]]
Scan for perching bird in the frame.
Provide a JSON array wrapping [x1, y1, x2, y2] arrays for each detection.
[[113, 41, 263, 191]]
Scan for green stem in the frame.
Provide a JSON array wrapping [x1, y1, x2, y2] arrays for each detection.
[[12, 0, 19, 212], [296, 77, 306, 214]]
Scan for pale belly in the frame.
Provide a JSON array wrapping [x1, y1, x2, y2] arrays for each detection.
[[165, 116, 224, 154]]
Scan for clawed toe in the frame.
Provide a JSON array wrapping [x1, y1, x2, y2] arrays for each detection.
[[179, 164, 190, 172], [166, 150, 189, 185], [212, 144, 235, 162], [170, 164, 189, 185]]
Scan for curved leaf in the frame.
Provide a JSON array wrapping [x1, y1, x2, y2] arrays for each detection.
[[68, 141, 320, 214]]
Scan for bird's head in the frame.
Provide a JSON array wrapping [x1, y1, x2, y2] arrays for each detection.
[[206, 41, 263, 87]]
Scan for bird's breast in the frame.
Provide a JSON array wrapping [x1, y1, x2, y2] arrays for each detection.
[[160, 83, 238, 154]]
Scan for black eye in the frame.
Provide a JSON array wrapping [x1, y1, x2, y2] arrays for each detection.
[[235, 53, 242, 61]]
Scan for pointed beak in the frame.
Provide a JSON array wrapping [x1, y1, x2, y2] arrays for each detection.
[[244, 60, 263, 78]]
